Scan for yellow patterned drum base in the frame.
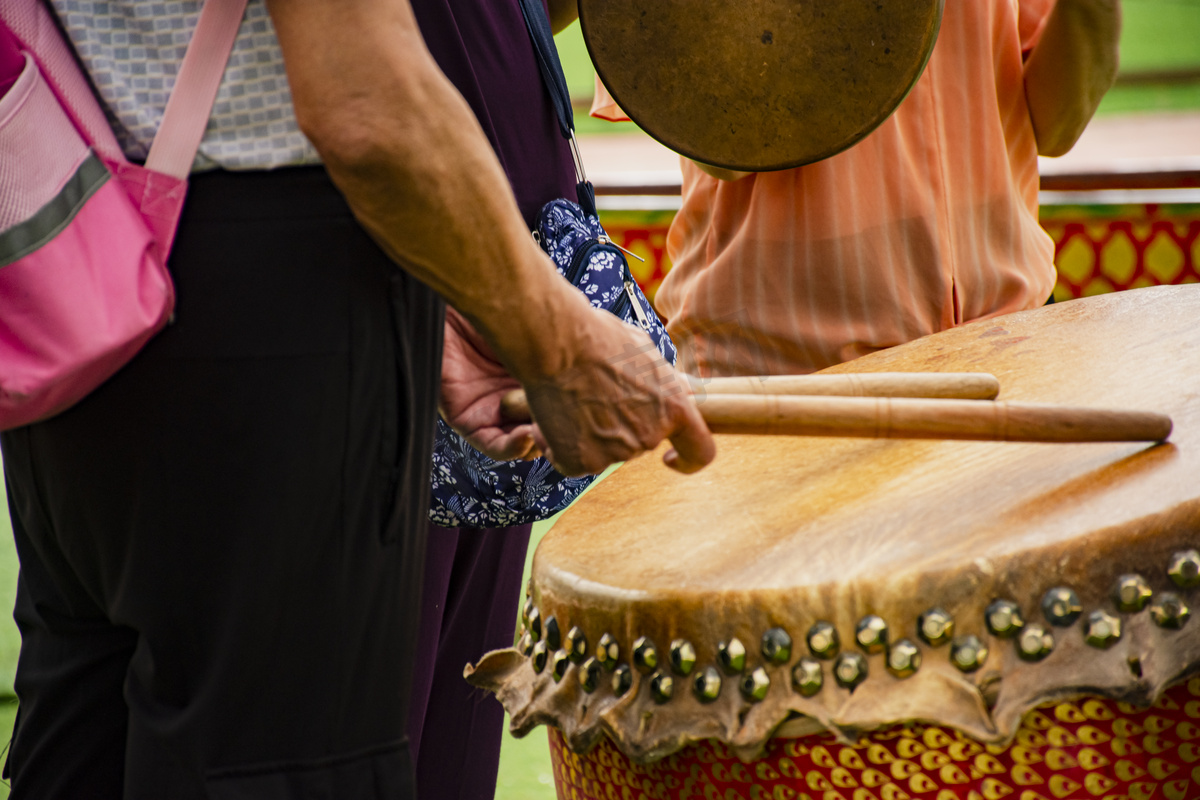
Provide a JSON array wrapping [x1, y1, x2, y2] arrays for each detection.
[[548, 679, 1200, 800]]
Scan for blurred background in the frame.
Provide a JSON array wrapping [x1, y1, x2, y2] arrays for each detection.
[[1, 1, 1198, 796]]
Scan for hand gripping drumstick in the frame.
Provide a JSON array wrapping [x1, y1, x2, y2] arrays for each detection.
[[499, 390, 1172, 443]]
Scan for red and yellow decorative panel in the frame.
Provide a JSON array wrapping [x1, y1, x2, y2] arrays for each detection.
[[597, 209, 676, 303], [598, 204, 1200, 305], [548, 678, 1200, 800], [1039, 203, 1200, 301]]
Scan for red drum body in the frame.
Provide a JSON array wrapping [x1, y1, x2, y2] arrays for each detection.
[[549, 680, 1200, 799]]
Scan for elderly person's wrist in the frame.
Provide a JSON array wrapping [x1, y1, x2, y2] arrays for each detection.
[[460, 253, 600, 381]]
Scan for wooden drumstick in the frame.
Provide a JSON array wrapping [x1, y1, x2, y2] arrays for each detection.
[[499, 391, 1172, 443], [697, 372, 1000, 400], [498, 372, 998, 421], [699, 395, 1172, 442]]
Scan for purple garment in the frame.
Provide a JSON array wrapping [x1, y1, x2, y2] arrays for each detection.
[[396, 3, 574, 795], [405, 4, 573, 797], [408, 524, 532, 799]]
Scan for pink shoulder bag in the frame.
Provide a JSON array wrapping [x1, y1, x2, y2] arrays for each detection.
[[0, 0, 247, 429]]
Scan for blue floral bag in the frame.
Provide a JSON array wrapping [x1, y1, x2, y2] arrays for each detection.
[[428, 199, 675, 528]]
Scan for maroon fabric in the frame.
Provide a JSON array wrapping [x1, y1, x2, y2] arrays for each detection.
[[411, 0, 575, 225], [403, 4, 573, 797], [408, 523, 532, 800]]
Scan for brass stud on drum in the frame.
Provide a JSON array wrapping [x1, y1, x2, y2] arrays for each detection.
[[1168, 550, 1200, 589], [669, 639, 697, 676], [650, 672, 674, 704], [612, 663, 633, 697], [855, 615, 889, 654], [596, 633, 619, 671], [739, 666, 771, 702], [886, 639, 922, 679], [807, 621, 840, 659], [527, 607, 542, 642], [632, 636, 658, 673], [565, 625, 588, 663], [1016, 624, 1054, 662], [792, 657, 824, 697], [950, 635, 989, 672], [834, 652, 868, 690], [517, 631, 533, 657], [550, 649, 570, 682], [761, 627, 793, 665], [578, 657, 601, 693], [1041, 587, 1083, 627], [985, 599, 1026, 638], [693, 665, 723, 703], [522, 596, 534, 625], [531, 640, 549, 673], [1150, 592, 1192, 629], [1113, 574, 1154, 613], [1084, 610, 1122, 648], [917, 608, 954, 647], [544, 616, 562, 651], [718, 637, 747, 674]]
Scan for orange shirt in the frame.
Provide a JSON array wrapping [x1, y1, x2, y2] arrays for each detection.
[[593, 0, 1057, 377]]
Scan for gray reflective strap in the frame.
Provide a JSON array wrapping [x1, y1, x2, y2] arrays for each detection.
[[0, 151, 109, 268]]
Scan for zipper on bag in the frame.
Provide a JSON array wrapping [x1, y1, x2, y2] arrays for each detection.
[[565, 239, 600, 285], [623, 281, 652, 331]]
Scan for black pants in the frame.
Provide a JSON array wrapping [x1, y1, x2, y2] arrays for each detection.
[[0, 167, 444, 798]]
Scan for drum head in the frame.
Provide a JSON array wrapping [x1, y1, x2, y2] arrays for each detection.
[[469, 286, 1200, 763], [579, 0, 943, 171]]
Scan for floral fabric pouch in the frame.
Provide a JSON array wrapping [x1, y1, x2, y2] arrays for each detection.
[[428, 199, 675, 528]]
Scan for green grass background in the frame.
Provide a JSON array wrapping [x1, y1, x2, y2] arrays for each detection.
[[0, 2, 1197, 797]]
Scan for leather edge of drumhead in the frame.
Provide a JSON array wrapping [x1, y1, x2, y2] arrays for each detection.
[[579, 0, 945, 172]]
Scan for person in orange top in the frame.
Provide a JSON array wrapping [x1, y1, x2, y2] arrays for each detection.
[[594, 0, 1121, 378]]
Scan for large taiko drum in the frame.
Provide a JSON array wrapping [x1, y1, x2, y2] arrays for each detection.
[[467, 285, 1200, 799]]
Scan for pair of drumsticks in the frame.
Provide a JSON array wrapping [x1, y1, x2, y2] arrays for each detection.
[[500, 373, 1173, 443]]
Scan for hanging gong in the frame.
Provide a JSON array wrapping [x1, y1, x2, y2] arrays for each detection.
[[578, 0, 944, 172]]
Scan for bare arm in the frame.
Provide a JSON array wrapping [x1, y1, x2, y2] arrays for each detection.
[[1024, 0, 1121, 157], [265, 0, 714, 475]]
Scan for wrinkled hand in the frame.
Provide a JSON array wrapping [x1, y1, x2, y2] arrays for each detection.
[[519, 307, 716, 477], [439, 307, 540, 461]]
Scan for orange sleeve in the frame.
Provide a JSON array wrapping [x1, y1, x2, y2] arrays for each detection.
[[1018, 0, 1056, 54], [589, 74, 631, 122]]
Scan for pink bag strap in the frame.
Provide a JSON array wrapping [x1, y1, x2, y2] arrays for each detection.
[[145, 0, 249, 179]]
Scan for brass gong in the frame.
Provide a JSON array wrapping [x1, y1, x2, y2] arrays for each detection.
[[579, 0, 944, 171]]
